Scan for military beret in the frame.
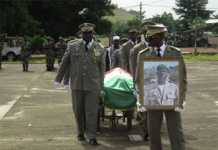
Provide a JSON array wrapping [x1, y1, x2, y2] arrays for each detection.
[[146, 23, 168, 37], [141, 21, 156, 33], [120, 37, 128, 44], [79, 22, 96, 32], [128, 28, 139, 33], [157, 64, 169, 72]]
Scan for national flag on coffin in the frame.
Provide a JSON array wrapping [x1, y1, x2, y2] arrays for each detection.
[[104, 67, 136, 109]]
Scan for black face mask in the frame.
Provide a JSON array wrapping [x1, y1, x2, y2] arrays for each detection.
[[113, 40, 120, 49], [148, 37, 163, 48], [82, 31, 93, 43]]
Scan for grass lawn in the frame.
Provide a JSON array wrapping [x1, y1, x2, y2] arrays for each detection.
[[183, 54, 218, 61]]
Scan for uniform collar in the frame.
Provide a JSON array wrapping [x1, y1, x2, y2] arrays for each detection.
[[153, 42, 167, 57], [129, 39, 136, 45], [83, 39, 94, 49]]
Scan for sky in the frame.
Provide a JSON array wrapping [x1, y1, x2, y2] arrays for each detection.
[[111, 0, 218, 19]]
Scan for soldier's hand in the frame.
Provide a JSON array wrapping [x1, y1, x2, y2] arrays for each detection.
[[175, 101, 186, 112], [174, 107, 183, 112], [182, 101, 186, 109], [137, 101, 147, 112], [100, 90, 105, 98]]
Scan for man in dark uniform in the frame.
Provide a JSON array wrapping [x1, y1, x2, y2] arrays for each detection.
[[55, 36, 67, 65], [0, 34, 5, 70], [129, 22, 151, 141], [54, 23, 105, 145], [135, 23, 187, 150], [105, 35, 122, 71], [45, 37, 55, 71]]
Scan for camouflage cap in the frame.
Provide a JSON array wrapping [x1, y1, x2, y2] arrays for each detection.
[[128, 28, 139, 33], [120, 37, 128, 44], [141, 21, 156, 33], [146, 23, 168, 37], [157, 64, 169, 73], [79, 22, 96, 32]]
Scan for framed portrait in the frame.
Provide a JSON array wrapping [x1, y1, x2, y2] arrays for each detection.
[[138, 57, 183, 110]]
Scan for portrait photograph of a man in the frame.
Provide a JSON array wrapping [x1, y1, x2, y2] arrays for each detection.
[[143, 61, 180, 108]]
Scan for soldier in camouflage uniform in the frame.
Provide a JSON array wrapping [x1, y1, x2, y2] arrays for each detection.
[[120, 29, 139, 72], [135, 23, 187, 150], [54, 23, 105, 146], [129, 22, 152, 141], [105, 35, 122, 71], [55, 36, 67, 65], [45, 37, 55, 71], [0, 34, 5, 70], [20, 37, 32, 72], [62, 38, 79, 86]]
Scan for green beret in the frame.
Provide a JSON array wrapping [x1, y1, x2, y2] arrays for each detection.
[[79, 22, 96, 32]]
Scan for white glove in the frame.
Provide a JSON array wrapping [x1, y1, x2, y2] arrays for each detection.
[[174, 107, 183, 112], [175, 102, 186, 112], [137, 101, 147, 112], [54, 81, 61, 89]]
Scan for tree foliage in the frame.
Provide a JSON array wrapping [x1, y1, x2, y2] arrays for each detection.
[[174, 0, 213, 30], [0, 0, 39, 35], [0, 0, 115, 37], [111, 18, 141, 36]]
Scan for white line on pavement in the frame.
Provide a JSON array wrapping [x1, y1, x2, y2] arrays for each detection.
[[0, 96, 21, 120], [31, 87, 68, 93]]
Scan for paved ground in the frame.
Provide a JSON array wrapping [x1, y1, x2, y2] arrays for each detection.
[[0, 62, 218, 150]]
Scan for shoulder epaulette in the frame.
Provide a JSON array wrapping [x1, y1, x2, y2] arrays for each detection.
[[138, 47, 150, 55], [67, 39, 80, 45], [122, 40, 132, 47]]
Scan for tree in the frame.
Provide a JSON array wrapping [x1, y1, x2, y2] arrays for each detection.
[[174, 0, 213, 30], [28, 0, 115, 37], [0, 0, 115, 37], [191, 17, 206, 54], [128, 9, 145, 21], [111, 18, 141, 36], [0, 0, 39, 35]]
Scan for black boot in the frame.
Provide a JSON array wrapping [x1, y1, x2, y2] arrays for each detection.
[[88, 138, 99, 146], [77, 134, 85, 141]]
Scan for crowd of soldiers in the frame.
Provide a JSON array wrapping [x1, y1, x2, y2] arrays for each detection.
[[0, 35, 68, 72], [1, 22, 187, 150], [54, 22, 187, 150]]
